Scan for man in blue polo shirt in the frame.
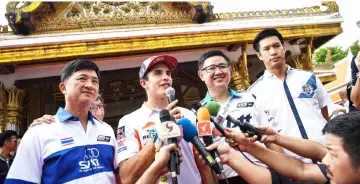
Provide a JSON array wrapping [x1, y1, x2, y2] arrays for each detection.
[[6, 59, 120, 184]]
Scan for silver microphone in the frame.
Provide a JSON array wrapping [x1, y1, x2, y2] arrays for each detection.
[[165, 87, 176, 104]]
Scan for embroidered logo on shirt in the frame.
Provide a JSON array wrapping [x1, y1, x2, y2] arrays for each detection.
[[97, 135, 111, 142], [79, 148, 104, 172], [301, 84, 313, 95], [117, 126, 126, 140], [237, 102, 254, 108], [60, 137, 74, 146]]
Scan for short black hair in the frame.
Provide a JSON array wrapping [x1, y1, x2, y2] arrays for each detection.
[[253, 28, 284, 52], [0, 130, 17, 147], [323, 112, 360, 168], [60, 59, 100, 82], [198, 50, 231, 70], [97, 94, 104, 105]]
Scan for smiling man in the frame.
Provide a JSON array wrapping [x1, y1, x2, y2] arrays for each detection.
[[248, 28, 332, 163], [6, 59, 120, 184]]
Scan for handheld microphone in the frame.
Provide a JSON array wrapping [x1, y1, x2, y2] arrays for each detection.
[[166, 87, 176, 104], [159, 110, 180, 184], [177, 118, 222, 174], [191, 101, 227, 137], [197, 108, 224, 172], [205, 101, 262, 141]]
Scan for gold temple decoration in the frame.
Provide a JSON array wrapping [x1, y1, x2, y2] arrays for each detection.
[[302, 37, 314, 71], [288, 56, 304, 70], [0, 25, 9, 33], [0, 82, 7, 132], [33, 2, 194, 34], [231, 43, 251, 91], [212, 1, 339, 21], [325, 47, 335, 69], [6, 88, 26, 128], [0, 23, 342, 64]]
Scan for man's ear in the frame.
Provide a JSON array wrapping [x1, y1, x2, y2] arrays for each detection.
[[59, 82, 67, 95], [256, 52, 263, 61], [139, 79, 147, 89], [198, 70, 205, 81]]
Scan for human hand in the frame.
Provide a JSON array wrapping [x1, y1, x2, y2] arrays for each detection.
[[255, 126, 279, 144], [205, 142, 231, 164], [166, 100, 183, 120], [29, 115, 55, 128], [154, 144, 182, 176], [224, 128, 253, 151]]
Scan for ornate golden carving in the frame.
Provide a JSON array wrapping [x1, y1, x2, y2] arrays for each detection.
[[6, 88, 26, 126], [212, 1, 339, 21], [0, 23, 342, 64], [0, 25, 9, 33], [302, 37, 314, 71], [0, 82, 7, 132], [33, 2, 193, 34], [324, 47, 335, 69], [231, 43, 251, 91], [6, 2, 42, 24], [288, 55, 304, 69]]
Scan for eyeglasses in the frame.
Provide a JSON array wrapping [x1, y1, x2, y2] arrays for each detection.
[[201, 63, 229, 73], [90, 104, 106, 111]]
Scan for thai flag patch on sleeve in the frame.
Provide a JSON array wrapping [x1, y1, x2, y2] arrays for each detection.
[[61, 137, 74, 146]]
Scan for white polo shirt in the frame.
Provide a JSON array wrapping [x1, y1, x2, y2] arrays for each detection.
[[201, 89, 280, 179], [117, 103, 201, 184], [6, 108, 120, 184], [248, 66, 332, 161]]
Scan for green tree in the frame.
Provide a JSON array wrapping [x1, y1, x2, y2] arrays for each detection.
[[349, 40, 360, 56], [313, 46, 348, 65]]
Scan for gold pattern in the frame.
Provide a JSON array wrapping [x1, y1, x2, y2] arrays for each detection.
[[0, 82, 7, 132], [6, 88, 26, 125], [288, 56, 303, 69], [212, 1, 339, 21], [0, 24, 342, 64], [33, 2, 194, 34], [0, 25, 9, 33], [231, 43, 251, 91], [6, 2, 43, 24], [302, 37, 314, 71]]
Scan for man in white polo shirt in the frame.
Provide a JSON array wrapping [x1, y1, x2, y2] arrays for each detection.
[[197, 50, 283, 184], [6, 59, 120, 184], [248, 29, 331, 162], [117, 55, 212, 184]]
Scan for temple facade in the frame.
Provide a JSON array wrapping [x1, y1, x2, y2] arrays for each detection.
[[0, 1, 343, 134]]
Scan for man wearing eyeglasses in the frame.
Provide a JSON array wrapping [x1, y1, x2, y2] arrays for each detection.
[[0, 130, 18, 183], [197, 50, 283, 184]]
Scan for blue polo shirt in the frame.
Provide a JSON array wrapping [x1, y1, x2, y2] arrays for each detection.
[[6, 108, 120, 184]]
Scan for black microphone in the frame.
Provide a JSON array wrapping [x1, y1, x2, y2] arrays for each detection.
[[178, 118, 222, 174], [206, 101, 262, 141], [159, 110, 179, 184], [191, 101, 227, 137], [197, 107, 224, 172]]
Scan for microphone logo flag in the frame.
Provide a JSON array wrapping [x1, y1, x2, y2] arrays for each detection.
[[157, 121, 182, 140], [197, 121, 212, 136]]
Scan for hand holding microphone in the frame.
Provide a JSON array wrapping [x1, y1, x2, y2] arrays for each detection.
[[158, 110, 182, 184], [205, 101, 263, 141], [166, 87, 183, 120], [177, 118, 223, 174], [196, 107, 223, 172]]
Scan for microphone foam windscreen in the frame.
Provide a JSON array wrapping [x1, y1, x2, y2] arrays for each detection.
[[177, 118, 198, 142], [197, 107, 210, 122], [159, 109, 171, 122], [204, 101, 221, 117]]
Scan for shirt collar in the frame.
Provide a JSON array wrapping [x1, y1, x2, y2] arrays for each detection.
[[264, 65, 293, 78], [141, 102, 160, 117], [202, 88, 240, 103], [56, 107, 95, 123]]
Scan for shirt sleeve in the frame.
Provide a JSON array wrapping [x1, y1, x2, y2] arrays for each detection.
[[315, 75, 332, 108], [5, 128, 43, 184], [351, 56, 359, 86], [116, 116, 141, 163]]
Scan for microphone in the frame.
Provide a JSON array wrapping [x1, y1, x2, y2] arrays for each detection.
[[205, 101, 262, 141], [177, 118, 222, 174], [165, 87, 176, 104], [159, 110, 181, 184], [191, 101, 227, 137], [197, 107, 224, 172]]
